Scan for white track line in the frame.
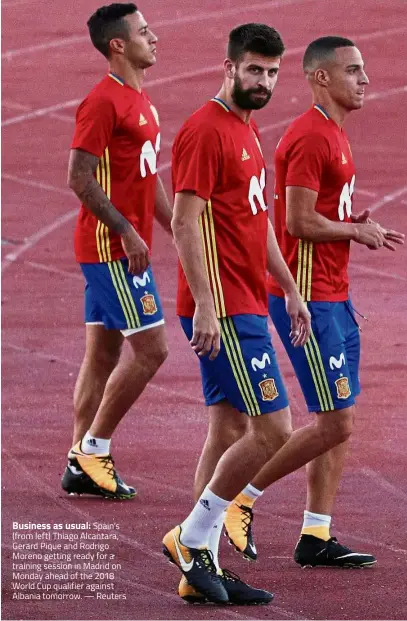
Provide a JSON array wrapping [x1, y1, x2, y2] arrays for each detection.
[[1, 0, 314, 59], [2, 211, 78, 269], [365, 84, 407, 101], [361, 468, 407, 503], [3, 27, 407, 128], [4, 342, 201, 404], [1, 163, 168, 271], [1, 172, 72, 195], [356, 189, 377, 197], [369, 186, 407, 213], [350, 263, 407, 282]]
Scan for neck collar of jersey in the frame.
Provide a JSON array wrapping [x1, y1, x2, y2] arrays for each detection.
[[108, 72, 125, 86], [314, 104, 329, 120], [211, 97, 231, 112]]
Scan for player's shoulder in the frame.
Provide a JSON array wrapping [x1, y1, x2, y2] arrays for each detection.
[[175, 100, 224, 142], [289, 107, 330, 136], [280, 107, 332, 151], [78, 75, 119, 110]]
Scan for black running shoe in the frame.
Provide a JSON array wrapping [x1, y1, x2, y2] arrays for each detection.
[[163, 525, 229, 604], [61, 456, 137, 500], [294, 534, 377, 568], [178, 568, 274, 605], [221, 568, 274, 604]]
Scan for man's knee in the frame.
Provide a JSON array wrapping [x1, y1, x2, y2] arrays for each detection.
[[132, 340, 168, 375], [249, 422, 292, 462], [249, 407, 292, 457], [317, 407, 354, 446]]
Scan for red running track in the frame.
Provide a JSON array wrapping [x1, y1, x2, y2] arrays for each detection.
[[2, 0, 407, 619]]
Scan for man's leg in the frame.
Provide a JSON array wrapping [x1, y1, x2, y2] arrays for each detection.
[[165, 406, 291, 604], [70, 324, 168, 496], [165, 313, 289, 604], [72, 325, 123, 444], [194, 402, 247, 501], [249, 406, 353, 491], [88, 324, 168, 438], [226, 298, 375, 567]]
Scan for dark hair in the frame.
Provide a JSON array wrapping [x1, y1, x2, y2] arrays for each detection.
[[87, 3, 138, 58], [303, 36, 355, 70], [227, 23, 285, 63]]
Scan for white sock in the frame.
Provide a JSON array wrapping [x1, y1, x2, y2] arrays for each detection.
[[81, 432, 111, 455], [241, 483, 264, 500], [207, 511, 225, 573], [302, 510, 331, 529], [181, 486, 230, 549]]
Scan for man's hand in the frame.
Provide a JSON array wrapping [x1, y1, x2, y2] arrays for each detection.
[[121, 228, 150, 275], [191, 303, 221, 360], [352, 210, 404, 251], [284, 291, 311, 347]]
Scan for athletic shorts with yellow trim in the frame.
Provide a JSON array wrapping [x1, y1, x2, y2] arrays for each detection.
[[268, 295, 360, 413], [81, 259, 164, 336], [180, 314, 289, 416]]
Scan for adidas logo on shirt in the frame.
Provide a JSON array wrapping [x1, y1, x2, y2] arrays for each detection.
[[241, 148, 250, 161], [139, 113, 148, 126], [341, 152, 348, 165]]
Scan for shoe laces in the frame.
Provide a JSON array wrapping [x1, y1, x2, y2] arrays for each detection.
[[98, 455, 116, 480], [237, 504, 253, 537], [196, 549, 219, 578], [221, 568, 243, 584]]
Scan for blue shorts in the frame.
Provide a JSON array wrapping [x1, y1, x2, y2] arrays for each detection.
[[269, 295, 360, 413], [81, 259, 164, 336], [180, 314, 289, 416]]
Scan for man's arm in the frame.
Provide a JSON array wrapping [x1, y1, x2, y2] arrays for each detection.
[[154, 174, 172, 234], [267, 220, 310, 347], [286, 186, 386, 247], [67, 148, 149, 274], [172, 192, 220, 359]]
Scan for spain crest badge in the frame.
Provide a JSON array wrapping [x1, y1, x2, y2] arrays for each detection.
[[258, 378, 279, 401], [140, 293, 158, 316], [335, 377, 351, 399]]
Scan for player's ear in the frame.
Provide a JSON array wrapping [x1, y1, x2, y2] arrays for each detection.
[[110, 37, 126, 55], [224, 58, 235, 80], [314, 68, 330, 87]]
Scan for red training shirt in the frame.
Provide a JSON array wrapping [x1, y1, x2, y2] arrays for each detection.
[[268, 105, 356, 301], [173, 98, 269, 318], [72, 73, 160, 263]]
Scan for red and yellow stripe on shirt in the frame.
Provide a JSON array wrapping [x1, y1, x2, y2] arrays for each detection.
[[199, 200, 227, 318], [296, 240, 314, 302], [95, 148, 112, 262]]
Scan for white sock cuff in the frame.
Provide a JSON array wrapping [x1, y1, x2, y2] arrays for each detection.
[[81, 432, 111, 455], [243, 483, 264, 499], [204, 486, 231, 510], [304, 510, 331, 525]]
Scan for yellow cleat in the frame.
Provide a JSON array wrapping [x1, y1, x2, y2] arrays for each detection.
[[67, 442, 136, 499], [224, 495, 257, 561]]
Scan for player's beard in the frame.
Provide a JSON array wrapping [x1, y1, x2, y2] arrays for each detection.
[[231, 74, 272, 110]]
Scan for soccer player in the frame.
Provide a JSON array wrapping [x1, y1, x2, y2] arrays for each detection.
[[61, 3, 172, 500], [162, 24, 312, 605], [224, 36, 404, 568]]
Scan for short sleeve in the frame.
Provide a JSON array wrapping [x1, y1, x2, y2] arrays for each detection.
[[71, 95, 116, 158], [172, 124, 221, 201], [285, 133, 330, 192]]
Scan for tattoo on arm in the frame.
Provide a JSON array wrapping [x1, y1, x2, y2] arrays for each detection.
[[67, 148, 131, 235]]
